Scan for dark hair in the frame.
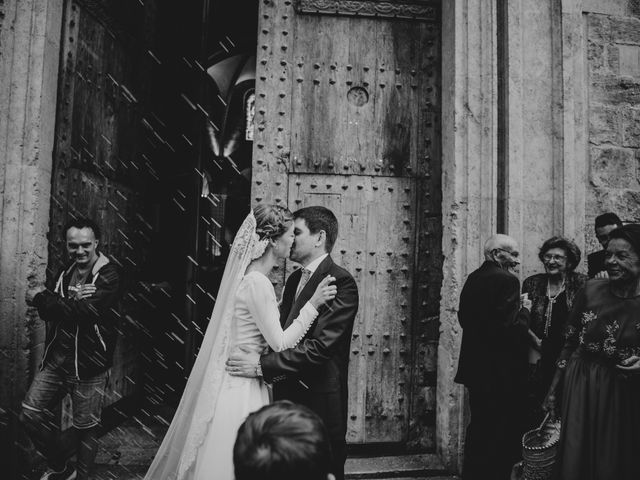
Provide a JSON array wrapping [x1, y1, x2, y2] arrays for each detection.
[[254, 204, 294, 240], [538, 236, 582, 271], [233, 400, 333, 480], [595, 212, 622, 229], [294, 206, 339, 253], [62, 217, 101, 241], [608, 224, 640, 257]]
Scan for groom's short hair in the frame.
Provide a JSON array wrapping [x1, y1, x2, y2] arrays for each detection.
[[233, 400, 333, 480], [294, 206, 339, 253]]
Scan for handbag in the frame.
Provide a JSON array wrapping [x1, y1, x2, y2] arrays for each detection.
[[521, 412, 561, 480]]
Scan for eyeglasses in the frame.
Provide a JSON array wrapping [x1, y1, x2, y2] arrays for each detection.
[[496, 248, 520, 258], [543, 253, 566, 262]]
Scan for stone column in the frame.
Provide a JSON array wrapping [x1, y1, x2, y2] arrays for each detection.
[[558, 0, 588, 249], [505, 0, 569, 277], [438, 0, 499, 472], [0, 0, 63, 475], [504, 0, 589, 273]]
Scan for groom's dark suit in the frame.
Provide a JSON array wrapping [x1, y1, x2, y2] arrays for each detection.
[[260, 255, 359, 480]]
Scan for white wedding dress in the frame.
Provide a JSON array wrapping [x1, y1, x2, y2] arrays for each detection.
[[144, 212, 317, 480], [191, 271, 317, 479]]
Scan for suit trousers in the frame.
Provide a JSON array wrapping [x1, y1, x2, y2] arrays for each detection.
[[276, 386, 347, 480], [462, 384, 525, 480]]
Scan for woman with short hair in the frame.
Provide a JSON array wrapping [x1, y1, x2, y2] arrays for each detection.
[[522, 236, 587, 427], [544, 224, 640, 480]]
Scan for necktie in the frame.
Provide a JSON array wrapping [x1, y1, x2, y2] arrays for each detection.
[[295, 268, 312, 300]]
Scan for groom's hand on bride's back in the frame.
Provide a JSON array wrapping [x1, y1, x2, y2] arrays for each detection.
[[226, 349, 260, 378]]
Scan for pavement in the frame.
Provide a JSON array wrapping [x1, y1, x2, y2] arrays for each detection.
[[22, 405, 459, 480]]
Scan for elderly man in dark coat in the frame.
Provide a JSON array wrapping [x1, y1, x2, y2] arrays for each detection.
[[455, 234, 530, 480]]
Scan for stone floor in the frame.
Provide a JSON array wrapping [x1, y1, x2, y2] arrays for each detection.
[[23, 405, 459, 480]]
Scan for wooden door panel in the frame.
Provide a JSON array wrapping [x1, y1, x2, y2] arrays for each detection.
[[254, 0, 441, 449], [289, 174, 417, 443], [290, 16, 436, 177]]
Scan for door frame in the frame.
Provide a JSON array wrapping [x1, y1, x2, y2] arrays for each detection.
[[248, 0, 461, 469], [439, 0, 504, 472], [3, 0, 506, 474], [249, 0, 506, 472]]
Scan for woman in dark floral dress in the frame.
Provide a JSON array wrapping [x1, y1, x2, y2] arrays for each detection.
[[522, 237, 587, 428], [544, 224, 640, 480]]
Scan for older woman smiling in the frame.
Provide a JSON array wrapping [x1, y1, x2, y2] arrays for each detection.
[[522, 236, 587, 428], [544, 224, 640, 480]]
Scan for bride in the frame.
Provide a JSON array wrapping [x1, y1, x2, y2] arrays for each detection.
[[144, 204, 337, 479]]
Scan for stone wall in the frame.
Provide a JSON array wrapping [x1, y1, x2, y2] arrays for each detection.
[[586, 4, 640, 252], [0, 0, 63, 476], [0, 1, 5, 35], [443, 0, 640, 473], [505, 1, 640, 272]]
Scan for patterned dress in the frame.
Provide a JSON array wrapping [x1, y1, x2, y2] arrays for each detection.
[[554, 279, 640, 480], [522, 272, 586, 427]]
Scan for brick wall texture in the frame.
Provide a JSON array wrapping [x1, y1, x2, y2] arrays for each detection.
[[587, 5, 640, 250]]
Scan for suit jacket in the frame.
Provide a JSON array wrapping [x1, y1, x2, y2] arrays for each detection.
[[454, 261, 529, 389], [260, 255, 358, 435], [587, 250, 605, 278]]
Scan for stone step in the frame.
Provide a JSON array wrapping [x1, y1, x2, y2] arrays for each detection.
[[88, 466, 459, 480], [345, 454, 456, 479], [90, 410, 459, 479], [347, 475, 460, 480]]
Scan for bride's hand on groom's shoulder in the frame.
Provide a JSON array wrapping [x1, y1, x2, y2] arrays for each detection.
[[310, 275, 337, 309], [226, 349, 260, 377]]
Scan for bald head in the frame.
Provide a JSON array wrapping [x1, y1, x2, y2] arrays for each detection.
[[484, 234, 520, 269], [484, 234, 517, 257]]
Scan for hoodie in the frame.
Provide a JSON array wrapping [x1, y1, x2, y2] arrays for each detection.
[[34, 252, 122, 379]]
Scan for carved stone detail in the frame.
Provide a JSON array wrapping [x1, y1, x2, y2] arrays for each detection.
[[295, 0, 438, 21]]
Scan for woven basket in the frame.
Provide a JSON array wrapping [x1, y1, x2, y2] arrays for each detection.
[[521, 417, 561, 480]]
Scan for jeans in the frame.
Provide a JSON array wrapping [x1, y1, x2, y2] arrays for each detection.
[[20, 362, 108, 478]]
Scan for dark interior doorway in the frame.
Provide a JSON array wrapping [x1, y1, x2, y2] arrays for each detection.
[[138, 0, 259, 408]]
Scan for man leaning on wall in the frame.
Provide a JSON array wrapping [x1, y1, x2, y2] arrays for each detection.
[[21, 217, 121, 480]]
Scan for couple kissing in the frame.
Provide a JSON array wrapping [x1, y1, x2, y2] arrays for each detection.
[[145, 205, 359, 480]]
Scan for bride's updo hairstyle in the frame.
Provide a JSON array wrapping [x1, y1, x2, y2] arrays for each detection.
[[253, 204, 294, 241]]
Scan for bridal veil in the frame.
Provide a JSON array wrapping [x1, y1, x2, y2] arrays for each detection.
[[144, 211, 268, 480]]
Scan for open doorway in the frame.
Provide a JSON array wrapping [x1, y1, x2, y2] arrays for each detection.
[[121, 1, 261, 411], [139, 0, 260, 408], [186, 1, 259, 371]]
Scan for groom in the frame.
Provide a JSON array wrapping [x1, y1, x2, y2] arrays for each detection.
[[227, 206, 359, 480]]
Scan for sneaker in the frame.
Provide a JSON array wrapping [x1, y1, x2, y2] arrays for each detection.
[[40, 462, 77, 480]]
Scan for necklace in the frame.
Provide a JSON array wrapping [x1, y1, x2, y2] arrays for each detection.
[[544, 278, 566, 337]]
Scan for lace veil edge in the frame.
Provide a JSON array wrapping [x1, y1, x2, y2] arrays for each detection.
[[144, 210, 261, 480]]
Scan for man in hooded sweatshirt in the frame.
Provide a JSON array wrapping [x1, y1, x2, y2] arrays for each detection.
[[22, 217, 121, 480]]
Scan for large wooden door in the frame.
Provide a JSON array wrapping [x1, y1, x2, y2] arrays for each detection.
[[252, 0, 441, 449], [50, 0, 159, 409], [49, 0, 206, 408]]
